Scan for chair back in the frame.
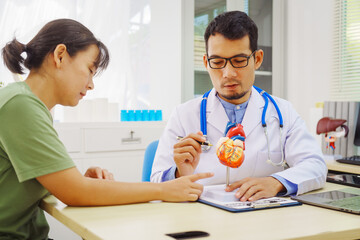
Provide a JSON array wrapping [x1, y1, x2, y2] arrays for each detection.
[[142, 140, 159, 182]]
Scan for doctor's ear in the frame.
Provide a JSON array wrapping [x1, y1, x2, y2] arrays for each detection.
[[203, 54, 209, 69], [53, 44, 67, 68], [254, 49, 264, 70]]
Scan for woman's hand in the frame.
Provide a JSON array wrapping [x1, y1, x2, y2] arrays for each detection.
[[159, 172, 214, 202], [84, 166, 114, 180]]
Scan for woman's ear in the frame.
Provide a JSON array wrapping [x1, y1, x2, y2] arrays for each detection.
[[53, 44, 67, 68], [254, 49, 264, 70]]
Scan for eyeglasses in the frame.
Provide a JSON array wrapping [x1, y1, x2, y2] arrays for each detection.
[[207, 50, 257, 69]]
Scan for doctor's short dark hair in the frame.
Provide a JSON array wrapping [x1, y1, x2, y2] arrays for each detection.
[[204, 11, 258, 54], [2, 18, 109, 74]]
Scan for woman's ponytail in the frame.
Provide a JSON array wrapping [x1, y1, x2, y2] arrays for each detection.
[[2, 19, 109, 75], [1, 38, 27, 74]]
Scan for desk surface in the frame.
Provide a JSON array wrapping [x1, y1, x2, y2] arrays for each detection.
[[326, 158, 360, 174], [41, 183, 360, 240]]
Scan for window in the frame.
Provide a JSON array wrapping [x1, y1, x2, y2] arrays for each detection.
[[331, 0, 360, 101], [194, 0, 226, 96]]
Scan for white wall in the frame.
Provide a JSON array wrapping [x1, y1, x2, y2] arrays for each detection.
[[285, 0, 334, 129], [150, 0, 183, 120], [0, 0, 186, 122], [181, 0, 195, 103]]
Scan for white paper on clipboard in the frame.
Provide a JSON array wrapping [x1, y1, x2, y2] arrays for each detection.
[[199, 184, 301, 212]]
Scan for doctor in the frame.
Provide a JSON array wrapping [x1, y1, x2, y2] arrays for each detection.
[[151, 11, 327, 201]]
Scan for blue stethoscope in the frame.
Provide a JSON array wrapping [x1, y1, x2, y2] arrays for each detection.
[[200, 86, 288, 167]]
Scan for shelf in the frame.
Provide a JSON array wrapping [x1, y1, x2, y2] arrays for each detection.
[[194, 67, 272, 76], [195, 66, 207, 72], [255, 71, 272, 76]]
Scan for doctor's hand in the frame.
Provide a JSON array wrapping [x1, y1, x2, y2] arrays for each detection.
[[225, 177, 285, 202], [173, 132, 205, 177], [160, 172, 214, 202], [84, 167, 114, 180]]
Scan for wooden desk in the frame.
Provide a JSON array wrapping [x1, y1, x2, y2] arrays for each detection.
[[40, 183, 360, 240], [326, 158, 360, 174]]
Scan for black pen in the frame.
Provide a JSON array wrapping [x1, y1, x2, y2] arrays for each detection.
[[176, 136, 213, 146]]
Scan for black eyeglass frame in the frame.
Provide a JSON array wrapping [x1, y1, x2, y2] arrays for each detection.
[[207, 50, 257, 69]]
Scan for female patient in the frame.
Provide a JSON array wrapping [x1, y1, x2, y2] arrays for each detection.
[[0, 19, 212, 239]]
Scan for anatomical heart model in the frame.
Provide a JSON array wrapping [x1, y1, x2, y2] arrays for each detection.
[[216, 122, 246, 168]]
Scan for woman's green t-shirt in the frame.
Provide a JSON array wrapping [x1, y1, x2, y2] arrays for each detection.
[[0, 82, 75, 239]]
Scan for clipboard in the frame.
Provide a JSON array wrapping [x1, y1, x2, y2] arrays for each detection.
[[198, 184, 301, 213]]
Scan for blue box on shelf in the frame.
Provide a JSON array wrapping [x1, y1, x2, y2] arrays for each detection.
[[121, 110, 162, 121], [121, 110, 129, 121], [155, 110, 162, 121], [135, 110, 142, 121]]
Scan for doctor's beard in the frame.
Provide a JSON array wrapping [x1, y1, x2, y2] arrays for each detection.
[[220, 89, 250, 101]]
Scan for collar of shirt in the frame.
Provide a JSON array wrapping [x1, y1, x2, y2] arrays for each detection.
[[216, 93, 249, 124]]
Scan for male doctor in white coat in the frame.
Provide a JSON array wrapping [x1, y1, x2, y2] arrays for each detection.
[[151, 11, 327, 202]]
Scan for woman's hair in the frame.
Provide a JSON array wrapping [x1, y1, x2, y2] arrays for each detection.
[[1, 18, 109, 74]]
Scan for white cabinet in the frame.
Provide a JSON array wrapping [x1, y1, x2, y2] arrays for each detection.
[[54, 122, 166, 182], [47, 122, 166, 239]]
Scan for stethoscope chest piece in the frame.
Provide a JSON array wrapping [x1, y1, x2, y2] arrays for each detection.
[[201, 145, 211, 152], [201, 136, 211, 152]]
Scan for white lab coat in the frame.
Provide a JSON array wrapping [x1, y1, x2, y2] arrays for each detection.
[[151, 88, 327, 195]]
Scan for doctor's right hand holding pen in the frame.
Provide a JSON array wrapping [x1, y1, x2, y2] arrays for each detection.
[[174, 132, 206, 178]]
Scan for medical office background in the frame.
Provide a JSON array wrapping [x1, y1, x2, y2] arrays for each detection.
[[1, 0, 360, 184], [2, 0, 358, 121], [0, 0, 359, 238]]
